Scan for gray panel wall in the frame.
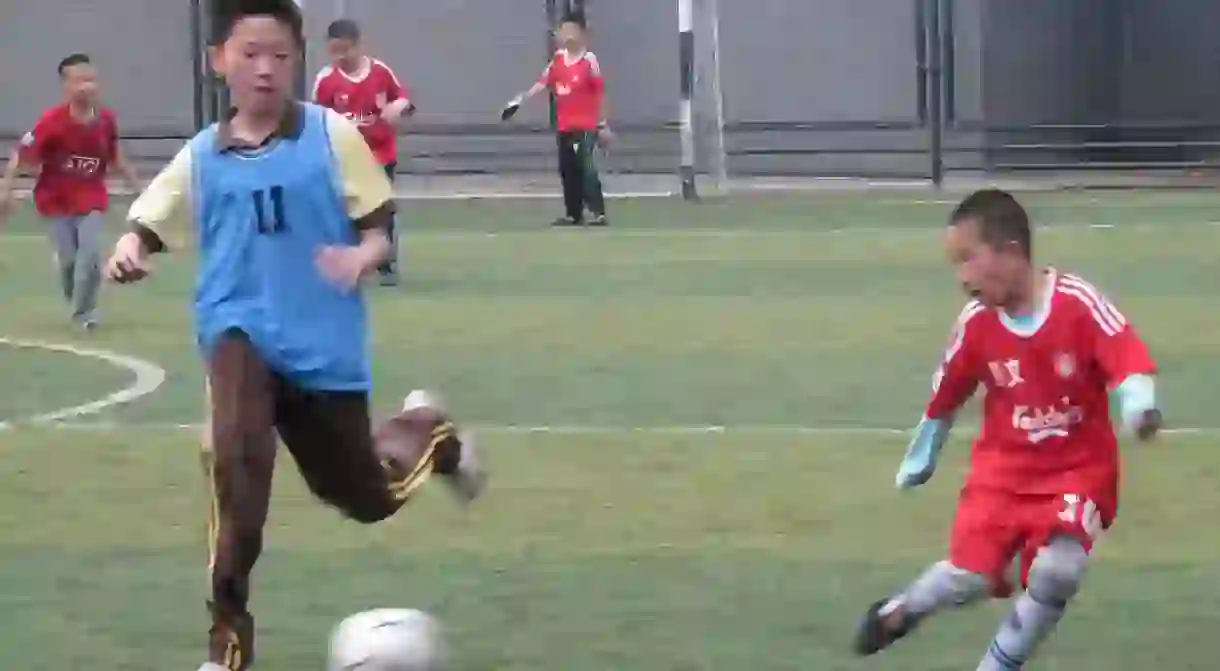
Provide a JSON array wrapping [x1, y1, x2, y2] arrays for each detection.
[[334, 0, 544, 126], [979, 0, 1120, 126], [3, 0, 1216, 176], [718, 0, 920, 123], [948, 0, 983, 124], [715, 0, 931, 176], [0, 0, 196, 137], [590, 0, 678, 125], [1120, 0, 1220, 122], [975, 0, 1220, 167]]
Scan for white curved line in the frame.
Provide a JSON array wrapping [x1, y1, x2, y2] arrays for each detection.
[[0, 337, 166, 428]]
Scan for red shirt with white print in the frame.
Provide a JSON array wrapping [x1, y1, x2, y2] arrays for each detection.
[[539, 50, 604, 132], [925, 270, 1157, 496], [313, 57, 409, 166], [19, 104, 118, 217]]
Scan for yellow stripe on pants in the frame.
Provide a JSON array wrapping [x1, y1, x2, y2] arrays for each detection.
[[203, 377, 219, 579]]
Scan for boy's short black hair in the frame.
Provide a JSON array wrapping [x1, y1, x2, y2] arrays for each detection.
[[326, 18, 361, 41], [58, 53, 91, 76], [560, 11, 587, 28], [949, 188, 1033, 259], [210, 0, 305, 46]]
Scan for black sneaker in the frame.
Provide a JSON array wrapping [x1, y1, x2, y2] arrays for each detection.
[[552, 216, 581, 227], [852, 598, 913, 656]]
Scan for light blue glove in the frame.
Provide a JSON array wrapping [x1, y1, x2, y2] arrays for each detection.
[[1115, 374, 1157, 436], [895, 417, 951, 489]]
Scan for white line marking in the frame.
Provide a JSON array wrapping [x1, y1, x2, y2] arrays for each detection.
[[2, 422, 1212, 437], [0, 220, 1215, 245], [0, 338, 166, 429], [398, 190, 676, 200], [3, 188, 678, 200]]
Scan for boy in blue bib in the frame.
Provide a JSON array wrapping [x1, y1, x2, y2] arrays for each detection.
[[104, 2, 486, 669]]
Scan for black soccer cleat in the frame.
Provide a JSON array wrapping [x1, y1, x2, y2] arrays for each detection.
[[853, 598, 913, 656], [500, 102, 521, 121]]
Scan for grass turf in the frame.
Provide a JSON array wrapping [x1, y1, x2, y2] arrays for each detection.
[[0, 190, 1217, 670]]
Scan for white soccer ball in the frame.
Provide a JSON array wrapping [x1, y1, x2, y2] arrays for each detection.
[[327, 608, 447, 671]]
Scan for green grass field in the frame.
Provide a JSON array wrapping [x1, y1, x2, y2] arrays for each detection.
[[0, 190, 1218, 670]]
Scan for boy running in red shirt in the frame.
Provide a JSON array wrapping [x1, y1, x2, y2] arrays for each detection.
[[853, 189, 1163, 670], [0, 54, 139, 329], [313, 19, 414, 285]]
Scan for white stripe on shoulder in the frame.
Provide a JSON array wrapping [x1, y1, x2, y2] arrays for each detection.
[[584, 51, 601, 75], [371, 58, 404, 88], [311, 66, 333, 100], [956, 300, 986, 327], [943, 300, 985, 362], [1058, 274, 1126, 336]]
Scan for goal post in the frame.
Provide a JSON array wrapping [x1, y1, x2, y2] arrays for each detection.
[[677, 0, 698, 200], [695, 0, 728, 194], [680, 0, 728, 198]]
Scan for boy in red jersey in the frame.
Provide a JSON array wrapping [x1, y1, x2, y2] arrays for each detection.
[[313, 18, 414, 285], [503, 12, 611, 226], [0, 54, 139, 329], [853, 189, 1163, 670]]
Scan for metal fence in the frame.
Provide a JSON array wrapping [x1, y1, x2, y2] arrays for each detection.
[[2, 0, 1218, 189]]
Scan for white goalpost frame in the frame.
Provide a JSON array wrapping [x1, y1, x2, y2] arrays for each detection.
[[677, 0, 698, 200], [680, 0, 729, 198], [704, 0, 729, 192]]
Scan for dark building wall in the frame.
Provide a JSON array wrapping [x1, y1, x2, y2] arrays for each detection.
[[975, 0, 1220, 168], [1119, 0, 1220, 123]]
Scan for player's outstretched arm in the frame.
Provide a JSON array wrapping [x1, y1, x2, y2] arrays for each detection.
[[107, 144, 191, 283], [381, 98, 415, 123], [1, 120, 50, 220], [316, 110, 395, 291], [380, 66, 416, 123], [1116, 374, 1161, 440], [896, 303, 984, 489], [113, 146, 140, 194], [502, 62, 552, 121], [1062, 275, 1162, 441]]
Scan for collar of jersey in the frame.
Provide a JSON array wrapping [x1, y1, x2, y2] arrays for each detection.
[[998, 267, 1056, 337], [214, 102, 304, 153], [336, 57, 373, 83]]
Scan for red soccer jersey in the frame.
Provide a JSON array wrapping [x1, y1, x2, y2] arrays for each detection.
[[539, 50, 604, 132], [312, 57, 409, 166], [19, 104, 118, 217], [925, 270, 1157, 496]]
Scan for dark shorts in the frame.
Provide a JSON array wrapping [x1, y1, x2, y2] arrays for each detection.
[[383, 162, 397, 182], [206, 328, 394, 519]]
